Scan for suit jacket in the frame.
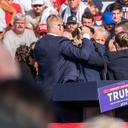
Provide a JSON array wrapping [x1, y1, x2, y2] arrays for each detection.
[[106, 49, 128, 80], [34, 35, 92, 95], [78, 41, 105, 81]]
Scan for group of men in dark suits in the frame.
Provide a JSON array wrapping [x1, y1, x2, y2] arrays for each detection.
[[34, 14, 105, 95], [34, 14, 105, 122]]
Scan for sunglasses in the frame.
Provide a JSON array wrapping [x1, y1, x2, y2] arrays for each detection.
[[33, 5, 43, 7]]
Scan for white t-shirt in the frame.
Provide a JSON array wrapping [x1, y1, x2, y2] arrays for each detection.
[[3, 29, 37, 58]]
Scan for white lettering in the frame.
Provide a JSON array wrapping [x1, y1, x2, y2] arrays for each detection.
[[107, 88, 128, 102], [119, 89, 124, 98], [113, 91, 119, 100], [125, 88, 128, 97], [107, 93, 113, 102]]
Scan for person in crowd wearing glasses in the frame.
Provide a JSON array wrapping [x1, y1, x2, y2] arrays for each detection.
[[3, 13, 37, 59], [26, 0, 58, 37]]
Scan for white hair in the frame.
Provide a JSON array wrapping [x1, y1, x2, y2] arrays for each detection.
[[14, 13, 26, 23], [94, 26, 110, 40]]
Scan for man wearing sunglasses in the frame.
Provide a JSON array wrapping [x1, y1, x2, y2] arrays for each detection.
[[26, 0, 57, 37]]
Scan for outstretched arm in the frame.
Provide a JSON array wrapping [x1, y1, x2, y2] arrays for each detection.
[[59, 38, 91, 61], [60, 37, 104, 66]]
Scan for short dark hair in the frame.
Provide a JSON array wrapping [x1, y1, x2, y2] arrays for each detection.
[[110, 3, 122, 12], [82, 12, 94, 21]]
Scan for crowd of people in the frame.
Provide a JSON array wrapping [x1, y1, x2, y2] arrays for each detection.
[[0, 0, 128, 125]]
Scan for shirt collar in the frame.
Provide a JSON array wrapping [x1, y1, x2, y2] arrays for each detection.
[[47, 33, 59, 36]]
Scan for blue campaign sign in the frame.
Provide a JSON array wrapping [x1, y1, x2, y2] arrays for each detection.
[[98, 81, 128, 112]]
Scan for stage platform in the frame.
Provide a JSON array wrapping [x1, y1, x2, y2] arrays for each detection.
[[52, 81, 128, 122]]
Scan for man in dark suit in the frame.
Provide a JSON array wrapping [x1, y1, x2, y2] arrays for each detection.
[[34, 14, 104, 122], [34, 14, 93, 93]]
